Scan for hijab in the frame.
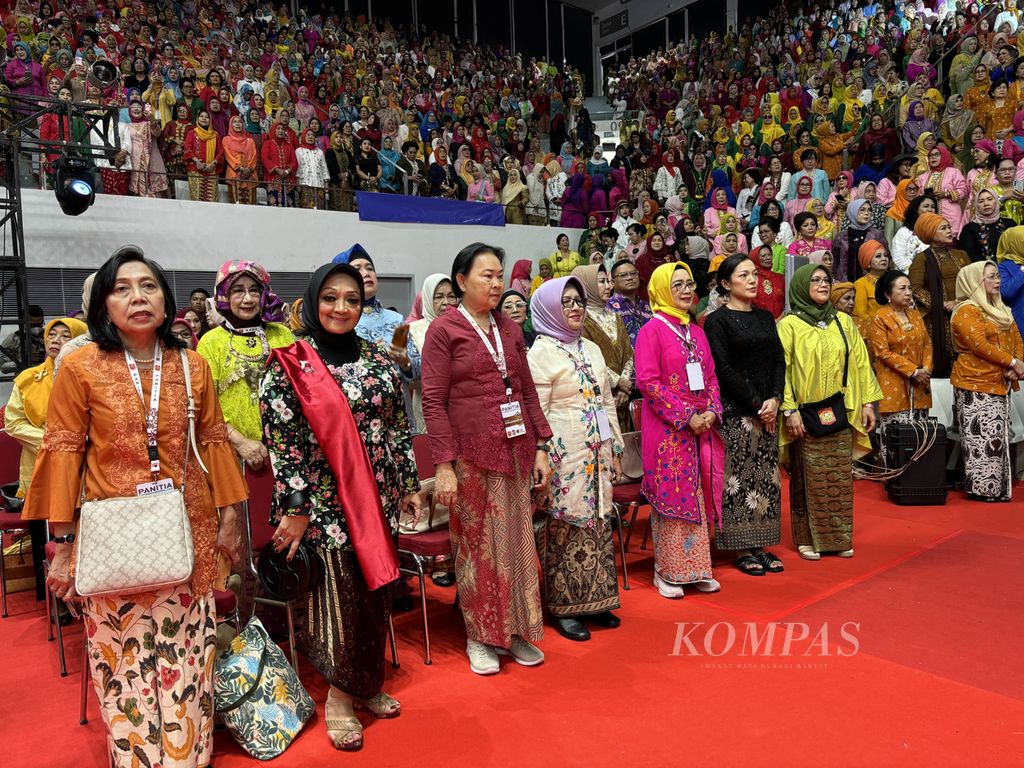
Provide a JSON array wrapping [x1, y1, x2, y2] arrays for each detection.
[[996, 225, 1024, 266], [830, 282, 856, 306], [787, 263, 837, 326], [974, 189, 1003, 225], [886, 179, 914, 222], [301, 263, 363, 366], [409, 272, 450, 352], [952, 261, 1015, 331], [940, 96, 975, 142], [858, 239, 887, 271], [19, 317, 88, 427], [500, 168, 526, 205], [214, 259, 285, 326], [509, 259, 532, 286], [570, 264, 609, 313], [647, 262, 694, 324], [846, 198, 873, 231], [529, 276, 585, 344]]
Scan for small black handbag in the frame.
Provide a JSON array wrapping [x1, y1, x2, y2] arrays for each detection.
[[798, 317, 851, 438], [257, 540, 324, 602]]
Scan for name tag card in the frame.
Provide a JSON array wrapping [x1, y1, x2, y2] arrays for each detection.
[[500, 400, 527, 438], [686, 362, 706, 391], [136, 478, 174, 497]]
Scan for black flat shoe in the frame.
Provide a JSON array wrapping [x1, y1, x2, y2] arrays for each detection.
[[589, 611, 621, 629], [430, 572, 456, 587], [552, 616, 591, 641]]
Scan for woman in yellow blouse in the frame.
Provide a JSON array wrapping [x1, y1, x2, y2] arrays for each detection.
[[853, 239, 892, 335], [869, 270, 933, 468], [196, 260, 294, 469], [779, 264, 882, 560], [950, 261, 1024, 501], [4, 317, 88, 497], [550, 233, 582, 277]]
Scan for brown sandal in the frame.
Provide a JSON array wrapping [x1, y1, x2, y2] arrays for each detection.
[[355, 691, 401, 718]]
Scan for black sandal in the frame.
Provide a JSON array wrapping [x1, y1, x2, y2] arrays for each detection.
[[754, 550, 784, 573], [735, 554, 765, 576]]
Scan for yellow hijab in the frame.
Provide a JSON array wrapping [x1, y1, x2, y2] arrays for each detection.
[[15, 317, 88, 427], [647, 262, 694, 324], [996, 225, 1024, 266]]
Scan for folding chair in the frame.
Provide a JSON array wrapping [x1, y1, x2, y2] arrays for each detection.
[[397, 434, 453, 665]]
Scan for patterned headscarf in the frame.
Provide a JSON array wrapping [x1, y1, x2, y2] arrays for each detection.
[[214, 260, 285, 323]]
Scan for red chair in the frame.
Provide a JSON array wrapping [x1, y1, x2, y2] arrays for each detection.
[[397, 434, 452, 665], [244, 464, 399, 672], [0, 429, 27, 618], [614, 400, 649, 569]]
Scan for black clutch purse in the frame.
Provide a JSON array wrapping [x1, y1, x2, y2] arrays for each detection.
[[797, 317, 851, 438], [257, 540, 324, 602]]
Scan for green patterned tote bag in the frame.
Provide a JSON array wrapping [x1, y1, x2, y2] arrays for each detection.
[[214, 617, 314, 759]]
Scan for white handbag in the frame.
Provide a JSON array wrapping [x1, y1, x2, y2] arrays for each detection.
[[74, 348, 208, 598]]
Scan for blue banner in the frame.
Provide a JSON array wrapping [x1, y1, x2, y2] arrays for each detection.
[[355, 192, 506, 227]]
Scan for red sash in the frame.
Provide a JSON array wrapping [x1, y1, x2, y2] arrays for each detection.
[[270, 340, 400, 590]]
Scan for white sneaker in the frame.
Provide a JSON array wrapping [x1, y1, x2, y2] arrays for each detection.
[[495, 636, 545, 666], [694, 578, 721, 593], [654, 573, 685, 599], [466, 640, 500, 675]]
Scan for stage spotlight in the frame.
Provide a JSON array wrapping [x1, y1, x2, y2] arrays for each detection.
[[54, 155, 95, 216], [87, 60, 119, 91]]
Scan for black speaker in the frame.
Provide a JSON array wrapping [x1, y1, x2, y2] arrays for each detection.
[[883, 420, 948, 505]]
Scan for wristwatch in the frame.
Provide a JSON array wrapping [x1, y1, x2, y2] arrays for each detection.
[[52, 533, 76, 544], [783, 409, 797, 417]]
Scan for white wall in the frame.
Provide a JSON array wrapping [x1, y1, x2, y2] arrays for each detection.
[[16, 189, 583, 303]]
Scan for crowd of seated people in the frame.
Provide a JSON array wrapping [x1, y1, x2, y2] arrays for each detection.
[[0, 0, 584, 208]]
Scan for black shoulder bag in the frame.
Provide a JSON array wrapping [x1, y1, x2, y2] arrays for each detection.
[[798, 316, 851, 437]]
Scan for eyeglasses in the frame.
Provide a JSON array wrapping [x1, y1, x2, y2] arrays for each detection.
[[616, 270, 640, 279], [671, 281, 697, 291], [561, 297, 585, 308], [809, 277, 833, 286], [504, 301, 527, 310]]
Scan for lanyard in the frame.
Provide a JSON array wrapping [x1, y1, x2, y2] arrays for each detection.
[[459, 305, 513, 399], [125, 344, 163, 476], [655, 314, 695, 355], [554, 339, 602, 398]]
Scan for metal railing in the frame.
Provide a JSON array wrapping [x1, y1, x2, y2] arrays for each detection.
[[22, 146, 623, 226]]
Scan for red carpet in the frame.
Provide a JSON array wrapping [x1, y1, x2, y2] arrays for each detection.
[[2, 479, 1023, 767]]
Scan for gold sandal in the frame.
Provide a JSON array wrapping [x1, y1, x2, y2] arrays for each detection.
[[326, 694, 363, 750], [326, 715, 363, 750], [356, 691, 401, 719]]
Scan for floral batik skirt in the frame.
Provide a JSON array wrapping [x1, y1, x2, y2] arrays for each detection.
[[651, 509, 714, 585], [715, 415, 782, 550], [451, 459, 544, 648], [84, 586, 217, 768], [536, 516, 619, 617]]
